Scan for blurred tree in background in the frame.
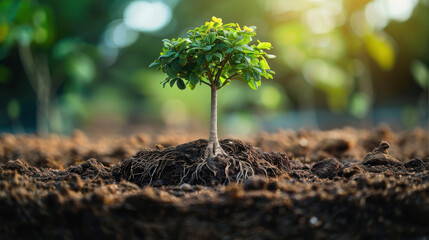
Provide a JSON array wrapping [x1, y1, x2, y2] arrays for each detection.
[[0, 0, 428, 136]]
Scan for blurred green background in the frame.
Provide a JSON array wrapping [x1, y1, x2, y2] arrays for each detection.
[[0, 0, 428, 136]]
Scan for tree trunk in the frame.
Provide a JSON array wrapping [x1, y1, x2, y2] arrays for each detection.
[[204, 86, 225, 158], [209, 86, 219, 144]]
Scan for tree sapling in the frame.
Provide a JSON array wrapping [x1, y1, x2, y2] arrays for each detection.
[[150, 16, 275, 159]]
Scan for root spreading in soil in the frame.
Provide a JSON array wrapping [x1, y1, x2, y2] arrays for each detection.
[[113, 139, 290, 186]]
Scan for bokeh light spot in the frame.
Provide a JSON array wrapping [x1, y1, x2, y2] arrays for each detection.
[[365, 0, 418, 29], [104, 20, 138, 48], [304, 8, 335, 34], [349, 92, 370, 118], [7, 99, 20, 120], [381, 0, 418, 21], [124, 1, 172, 32], [260, 85, 282, 110]]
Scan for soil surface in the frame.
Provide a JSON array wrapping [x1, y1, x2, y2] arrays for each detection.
[[0, 126, 428, 239]]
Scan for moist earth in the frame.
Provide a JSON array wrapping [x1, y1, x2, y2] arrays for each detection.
[[0, 126, 428, 239]]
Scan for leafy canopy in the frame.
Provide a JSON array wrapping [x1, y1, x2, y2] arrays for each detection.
[[150, 16, 275, 90]]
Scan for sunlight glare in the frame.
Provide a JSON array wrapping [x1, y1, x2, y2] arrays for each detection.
[[124, 1, 172, 32], [365, 0, 418, 29], [381, 0, 419, 21], [304, 8, 336, 34]]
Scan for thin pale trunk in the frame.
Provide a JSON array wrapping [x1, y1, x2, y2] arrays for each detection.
[[19, 45, 52, 136], [209, 86, 219, 143], [204, 86, 225, 158]]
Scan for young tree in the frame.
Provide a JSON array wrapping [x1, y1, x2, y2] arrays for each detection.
[[150, 17, 275, 159]]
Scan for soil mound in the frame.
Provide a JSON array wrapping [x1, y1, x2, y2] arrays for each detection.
[[0, 158, 115, 183], [361, 141, 406, 173], [311, 158, 343, 179], [113, 139, 290, 186]]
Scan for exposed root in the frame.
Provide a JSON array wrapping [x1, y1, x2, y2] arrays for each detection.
[[114, 139, 291, 186], [204, 140, 227, 159]]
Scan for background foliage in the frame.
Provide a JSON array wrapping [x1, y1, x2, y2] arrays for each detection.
[[0, 0, 428, 135]]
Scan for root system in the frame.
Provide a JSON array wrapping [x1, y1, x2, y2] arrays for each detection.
[[113, 139, 290, 186]]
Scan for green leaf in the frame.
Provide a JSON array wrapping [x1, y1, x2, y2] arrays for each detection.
[[212, 43, 229, 52], [189, 83, 196, 90], [166, 68, 176, 78], [207, 32, 216, 44], [259, 57, 270, 70], [213, 53, 223, 61], [159, 51, 175, 59], [196, 55, 205, 66], [177, 78, 186, 90], [237, 35, 251, 46], [202, 44, 214, 51], [251, 70, 261, 82], [226, 48, 234, 54], [266, 69, 275, 74], [169, 60, 183, 73], [149, 62, 161, 68], [223, 23, 236, 27], [162, 39, 173, 47], [189, 73, 199, 85], [257, 41, 272, 50], [170, 78, 177, 87], [162, 78, 170, 88], [243, 71, 251, 82], [206, 54, 213, 62], [247, 79, 258, 90], [235, 63, 247, 70], [179, 57, 187, 66], [234, 36, 244, 44], [242, 45, 254, 51], [252, 66, 262, 74]]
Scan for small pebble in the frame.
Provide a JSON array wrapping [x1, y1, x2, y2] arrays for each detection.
[[180, 183, 193, 191]]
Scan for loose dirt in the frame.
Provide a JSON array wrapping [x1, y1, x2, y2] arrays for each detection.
[[0, 126, 428, 239]]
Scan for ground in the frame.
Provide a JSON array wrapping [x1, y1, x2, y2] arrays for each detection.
[[0, 125, 428, 239]]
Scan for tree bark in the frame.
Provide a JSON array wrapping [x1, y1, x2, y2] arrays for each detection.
[[209, 86, 218, 144], [204, 86, 225, 158]]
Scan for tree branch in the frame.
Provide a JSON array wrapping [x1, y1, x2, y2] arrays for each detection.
[[200, 79, 211, 86], [227, 73, 239, 80], [218, 73, 240, 89], [205, 61, 214, 84], [214, 54, 232, 87]]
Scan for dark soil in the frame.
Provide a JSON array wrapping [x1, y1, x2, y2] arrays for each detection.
[[114, 139, 290, 186], [0, 126, 428, 239]]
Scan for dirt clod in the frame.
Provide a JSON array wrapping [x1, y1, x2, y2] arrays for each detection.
[[404, 158, 427, 172], [362, 141, 405, 172], [341, 164, 363, 178], [243, 176, 268, 191], [311, 158, 343, 179]]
